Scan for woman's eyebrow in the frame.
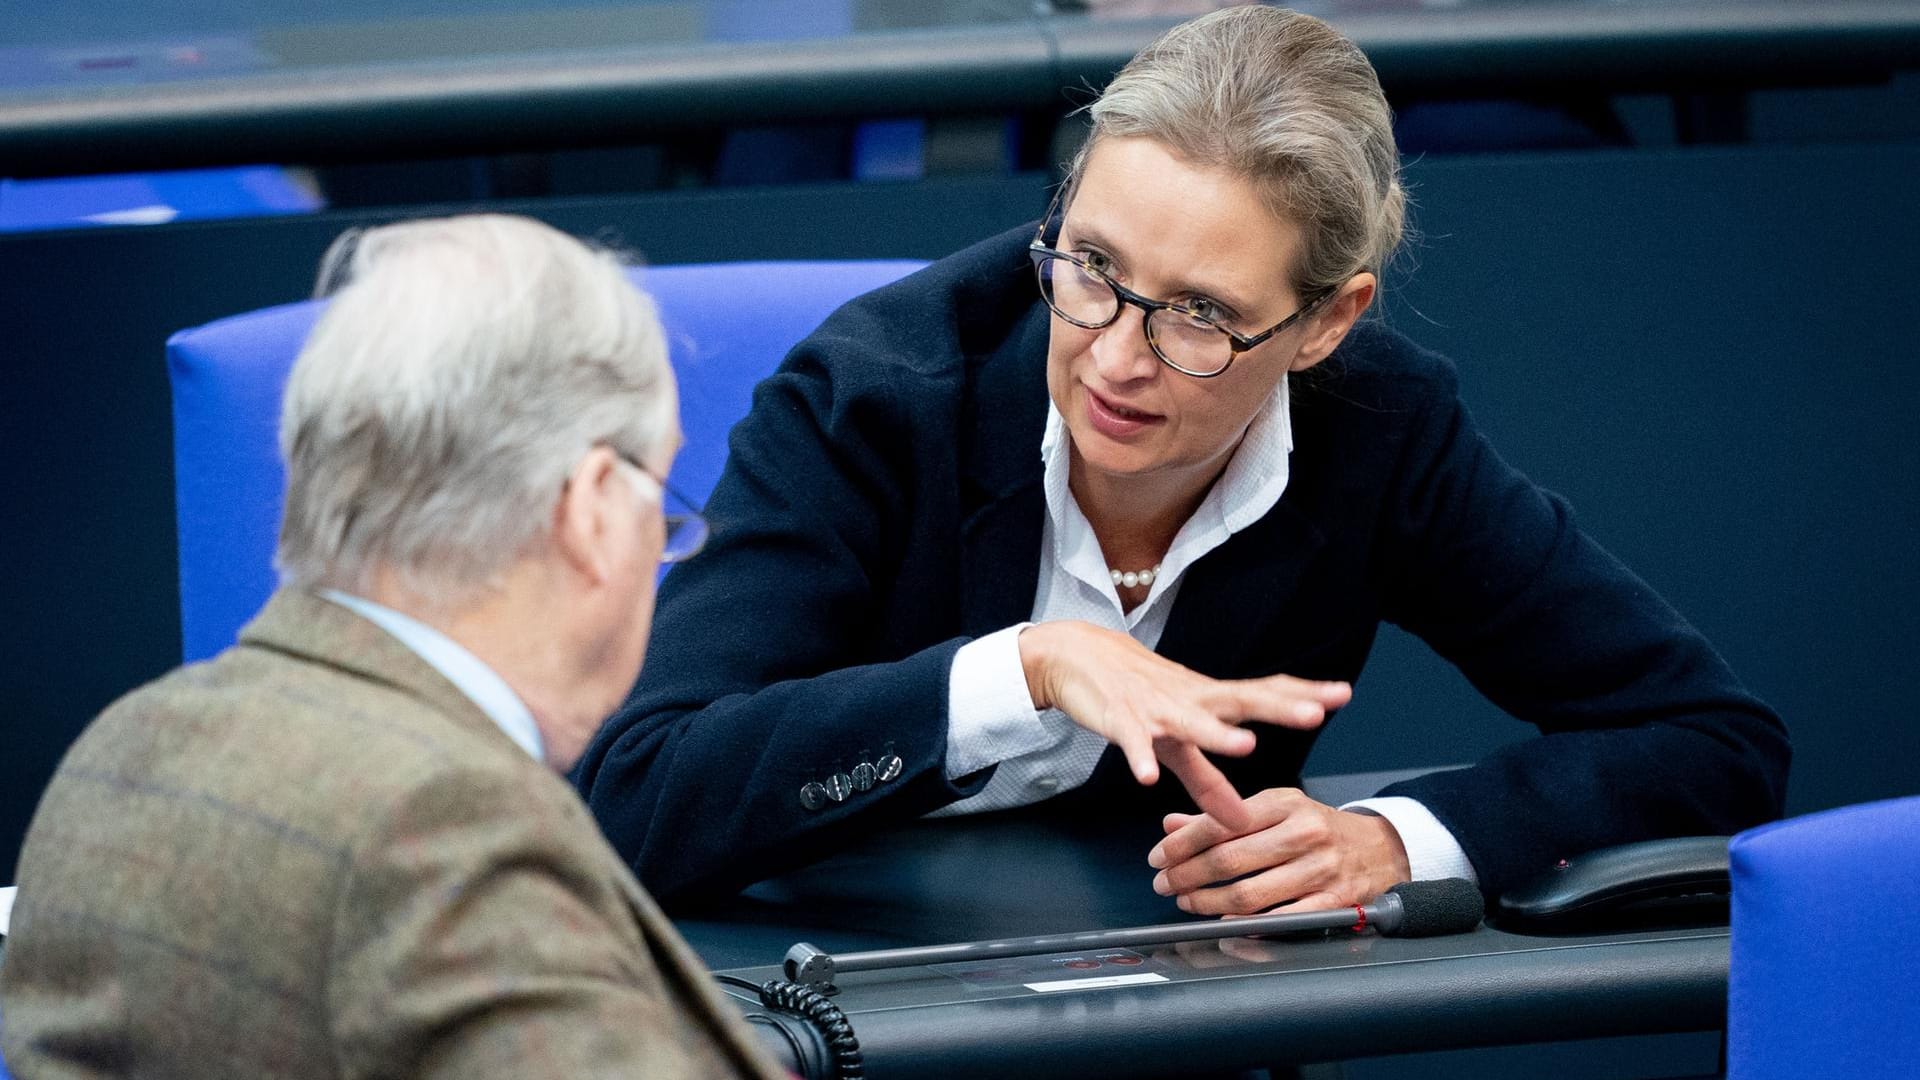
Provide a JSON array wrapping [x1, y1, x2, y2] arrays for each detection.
[[1062, 219, 1256, 315], [1060, 218, 1115, 253]]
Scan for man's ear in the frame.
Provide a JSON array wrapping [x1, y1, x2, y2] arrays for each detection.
[[553, 446, 623, 586], [1289, 272, 1377, 374]]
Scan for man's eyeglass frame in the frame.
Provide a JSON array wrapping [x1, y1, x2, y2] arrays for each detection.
[[612, 451, 709, 564]]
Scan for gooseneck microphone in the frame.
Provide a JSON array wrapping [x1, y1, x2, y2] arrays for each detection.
[[1373, 878, 1490, 936], [782, 878, 1483, 989]]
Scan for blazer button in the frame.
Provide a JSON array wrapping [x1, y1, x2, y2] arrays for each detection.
[[850, 762, 877, 792], [826, 772, 854, 802], [799, 782, 830, 811], [876, 753, 904, 782]]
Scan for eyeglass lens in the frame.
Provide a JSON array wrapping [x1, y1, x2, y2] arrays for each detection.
[[1035, 255, 1233, 376], [661, 513, 709, 563]]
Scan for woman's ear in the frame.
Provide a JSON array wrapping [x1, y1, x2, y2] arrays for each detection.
[[553, 446, 623, 586], [1289, 272, 1377, 373]]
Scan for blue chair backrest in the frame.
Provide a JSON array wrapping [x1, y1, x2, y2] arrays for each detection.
[[0, 938, 9, 1080], [167, 259, 925, 663], [1727, 795, 1920, 1079]]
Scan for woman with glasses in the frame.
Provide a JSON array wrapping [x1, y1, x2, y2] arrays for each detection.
[[576, 6, 1787, 915]]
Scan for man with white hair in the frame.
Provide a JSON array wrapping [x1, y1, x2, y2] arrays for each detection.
[[0, 215, 784, 1079]]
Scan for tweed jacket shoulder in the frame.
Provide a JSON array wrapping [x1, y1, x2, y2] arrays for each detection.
[[1, 589, 783, 1080]]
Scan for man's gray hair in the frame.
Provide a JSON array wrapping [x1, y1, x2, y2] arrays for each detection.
[[276, 213, 675, 610], [1073, 5, 1406, 297]]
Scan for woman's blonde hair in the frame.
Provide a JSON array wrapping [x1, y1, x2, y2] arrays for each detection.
[[1070, 5, 1405, 297]]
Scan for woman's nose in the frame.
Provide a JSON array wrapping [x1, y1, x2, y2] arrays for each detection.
[[1088, 305, 1160, 384]]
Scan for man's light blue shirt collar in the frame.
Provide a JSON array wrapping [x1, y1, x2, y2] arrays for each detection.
[[322, 590, 546, 764]]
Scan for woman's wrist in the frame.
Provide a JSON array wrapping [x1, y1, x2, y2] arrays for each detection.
[[1017, 621, 1068, 712]]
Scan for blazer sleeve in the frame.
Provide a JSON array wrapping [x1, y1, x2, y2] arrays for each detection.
[[326, 766, 781, 1080], [573, 331, 991, 907], [1373, 359, 1791, 899]]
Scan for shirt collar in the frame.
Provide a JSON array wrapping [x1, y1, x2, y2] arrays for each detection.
[[1040, 375, 1294, 606], [321, 590, 546, 764]]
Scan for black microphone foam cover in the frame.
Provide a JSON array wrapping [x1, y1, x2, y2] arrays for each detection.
[[1385, 878, 1485, 937]]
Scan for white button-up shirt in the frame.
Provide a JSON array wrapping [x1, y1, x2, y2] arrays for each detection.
[[930, 378, 1477, 885]]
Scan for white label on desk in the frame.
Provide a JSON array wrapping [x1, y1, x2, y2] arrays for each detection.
[[1024, 972, 1169, 993]]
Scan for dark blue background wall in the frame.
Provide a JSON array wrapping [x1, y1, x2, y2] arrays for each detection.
[[1318, 142, 1920, 819]]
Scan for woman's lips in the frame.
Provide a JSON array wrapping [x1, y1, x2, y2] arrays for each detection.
[[1085, 386, 1164, 439]]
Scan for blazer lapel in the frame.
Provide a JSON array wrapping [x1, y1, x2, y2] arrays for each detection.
[[958, 485, 1045, 637], [957, 303, 1051, 638], [604, 856, 786, 1077], [1155, 495, 1327, 676]]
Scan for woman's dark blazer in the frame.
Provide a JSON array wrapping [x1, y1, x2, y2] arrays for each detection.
[[575, 225, 1789, 908]]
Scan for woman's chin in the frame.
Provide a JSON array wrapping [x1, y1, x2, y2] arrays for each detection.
[[1071, 433, 1167, 481]]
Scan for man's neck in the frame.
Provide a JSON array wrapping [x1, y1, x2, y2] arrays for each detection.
[[361, 570, 579, 767]]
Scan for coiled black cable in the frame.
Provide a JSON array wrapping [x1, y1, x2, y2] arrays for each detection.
[[717, 974, 863, 1079]]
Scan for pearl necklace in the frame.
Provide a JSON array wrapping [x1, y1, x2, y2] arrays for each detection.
[[1109, 564, 1161, 590]]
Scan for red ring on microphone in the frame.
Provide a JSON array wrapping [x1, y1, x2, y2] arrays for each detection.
[[1350, 905, 1368, 934]]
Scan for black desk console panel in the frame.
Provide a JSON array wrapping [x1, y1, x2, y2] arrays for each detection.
[[715, 923, 1728, 1080]]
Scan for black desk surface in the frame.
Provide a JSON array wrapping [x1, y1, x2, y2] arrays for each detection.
[[4, 0, 1918, 178], [679, 806, 1727, 1079]]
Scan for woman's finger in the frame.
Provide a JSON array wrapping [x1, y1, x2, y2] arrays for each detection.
[[1112, 727, 1161, 786], [1157, 741, 1251, 834], [1176, 863, 1317, 917]]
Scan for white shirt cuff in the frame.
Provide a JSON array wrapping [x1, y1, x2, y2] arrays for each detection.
[[944, 624, 1053, 780], [1343, 795, 1480, 885]]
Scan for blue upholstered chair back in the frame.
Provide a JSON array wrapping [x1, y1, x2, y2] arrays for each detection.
[[1727, 795, 1920, 1079], [167, 259, 924, 663]]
